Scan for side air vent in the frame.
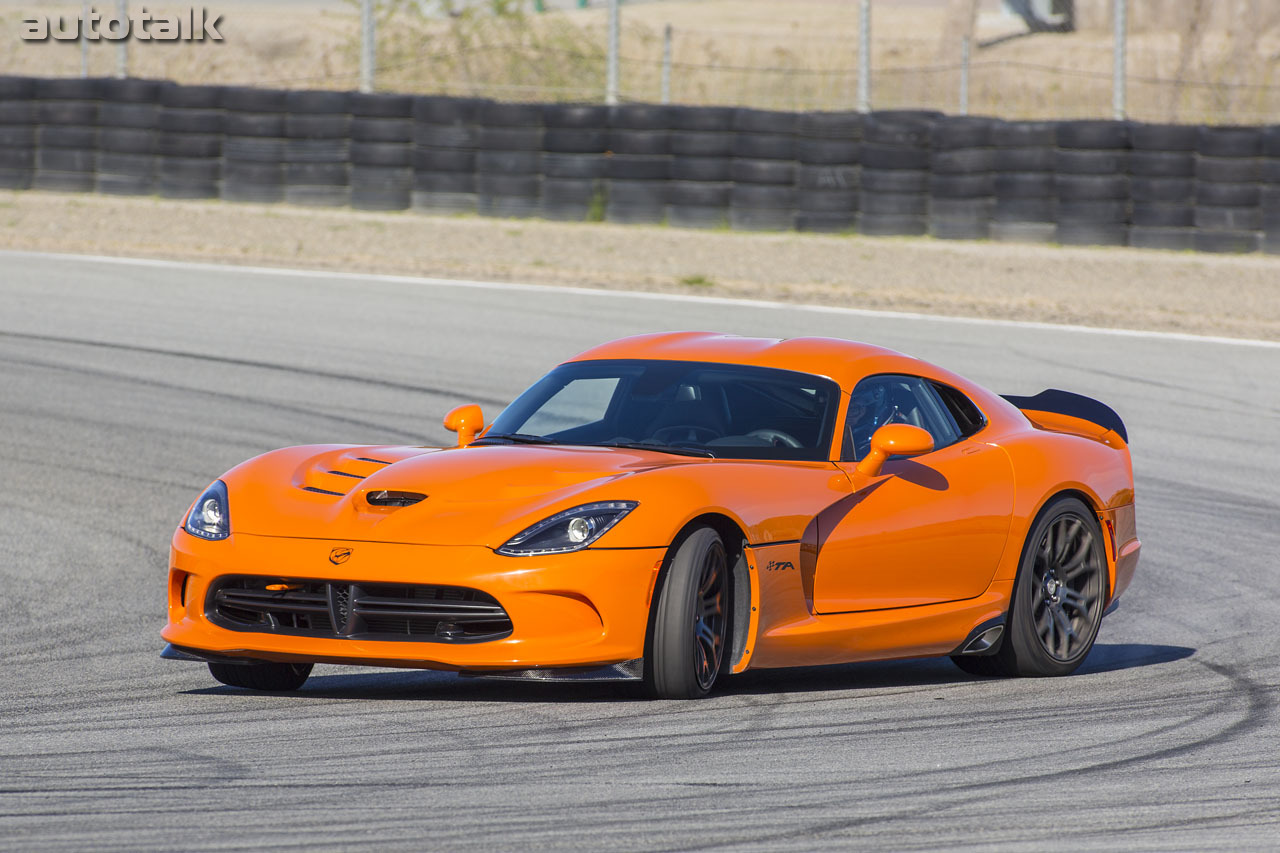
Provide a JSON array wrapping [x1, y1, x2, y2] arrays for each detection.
[[366, 490, 427, 507]]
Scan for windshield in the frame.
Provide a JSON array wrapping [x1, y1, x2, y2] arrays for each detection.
[[484, 359, 840, 461]]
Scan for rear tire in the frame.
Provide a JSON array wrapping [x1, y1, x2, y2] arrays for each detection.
[[645, 527, 728, 699], [208, 661, 312, 691], [952, 496, 1107, 678]]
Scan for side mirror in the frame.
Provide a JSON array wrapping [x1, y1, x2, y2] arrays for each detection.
[[855, 423, 934, 477], [443, 404, 484, 447]]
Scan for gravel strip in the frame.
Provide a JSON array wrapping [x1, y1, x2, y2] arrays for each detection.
[[2, 191, 1277, 341]]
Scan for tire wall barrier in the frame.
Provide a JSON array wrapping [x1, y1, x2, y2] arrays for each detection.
[[3, 76, 1280, 254]]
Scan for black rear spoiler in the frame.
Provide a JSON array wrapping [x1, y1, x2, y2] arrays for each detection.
[[1000, 389, 1128, 443]]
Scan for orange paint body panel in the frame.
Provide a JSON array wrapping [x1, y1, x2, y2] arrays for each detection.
[[162, 332, 1141, 681]]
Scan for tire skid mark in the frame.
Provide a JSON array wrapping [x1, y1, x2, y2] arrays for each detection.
[[1005, 346, 1280, 414], [0, 351, 432, 443], [0, 329, 509, 407], [0, 452, 203, 494]]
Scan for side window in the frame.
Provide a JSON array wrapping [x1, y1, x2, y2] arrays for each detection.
[[842, 374, 961, 461], [931, 381, 987, 438]]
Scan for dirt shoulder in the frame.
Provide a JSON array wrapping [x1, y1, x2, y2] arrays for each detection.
[[2, 190, 1277, 341]]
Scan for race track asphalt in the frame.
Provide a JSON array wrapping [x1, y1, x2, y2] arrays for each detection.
[[1, 251, 1277, 851]]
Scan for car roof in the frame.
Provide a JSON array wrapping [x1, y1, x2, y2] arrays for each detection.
[[566, 331, 940, 393]]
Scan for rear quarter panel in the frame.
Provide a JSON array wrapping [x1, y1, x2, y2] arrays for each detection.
[[992, 424, 1137, 600]]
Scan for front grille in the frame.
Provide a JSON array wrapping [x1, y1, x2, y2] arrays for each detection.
[[208, 576, 513, 643]]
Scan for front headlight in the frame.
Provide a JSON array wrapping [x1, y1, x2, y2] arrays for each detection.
[[497, 501, 638, 556], [184, 479, 230, 541]]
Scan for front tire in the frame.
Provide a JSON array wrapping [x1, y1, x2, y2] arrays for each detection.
[[208, 661, 313, 691], [645, 527, 728, 699], [953, 496, 1107, 677]]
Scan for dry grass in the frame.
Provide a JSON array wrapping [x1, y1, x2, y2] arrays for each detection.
[[1, 1, 1279, 121]]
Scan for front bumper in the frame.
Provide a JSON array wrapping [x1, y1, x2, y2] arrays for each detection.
[[163, 529, 665, 672]]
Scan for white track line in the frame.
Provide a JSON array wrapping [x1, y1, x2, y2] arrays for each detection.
[[5, 249, 1278, 350]]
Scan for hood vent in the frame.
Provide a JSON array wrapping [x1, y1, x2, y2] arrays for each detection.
[[366, 490, 427, 508]]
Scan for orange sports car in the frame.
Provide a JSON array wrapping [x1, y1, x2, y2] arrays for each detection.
[[162, 332, 1140, 699]]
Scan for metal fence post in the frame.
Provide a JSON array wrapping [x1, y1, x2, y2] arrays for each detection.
[[857, 0, 871, 112], [1113, 0, 1127, 120], [959, 35, 970, 115], [116, 0, 128, 79], [660, 23, 672, 104], [361, 0, 375, 94], [606, 0, 620, 105], [81, 0, 90, 77]]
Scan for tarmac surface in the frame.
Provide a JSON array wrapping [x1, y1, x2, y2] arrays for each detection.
[[1, 251, 1277, 851]]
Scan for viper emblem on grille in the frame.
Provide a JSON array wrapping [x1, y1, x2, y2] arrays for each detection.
[[329, 547, 352, 565]]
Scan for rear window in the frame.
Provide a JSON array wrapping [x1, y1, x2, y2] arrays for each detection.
[[931, 382, 987, 438]]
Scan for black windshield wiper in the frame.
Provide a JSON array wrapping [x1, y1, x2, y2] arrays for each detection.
[[471, 433, 560, 446], [591, 441, 715, 458]]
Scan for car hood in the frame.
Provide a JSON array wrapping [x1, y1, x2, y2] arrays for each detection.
[[220, 443, 702, 547]]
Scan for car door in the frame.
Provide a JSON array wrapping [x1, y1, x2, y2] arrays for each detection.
[[812, 374, 1015, 614]]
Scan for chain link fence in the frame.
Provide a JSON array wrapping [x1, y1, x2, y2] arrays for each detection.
[[2, 1, 1280, 123]]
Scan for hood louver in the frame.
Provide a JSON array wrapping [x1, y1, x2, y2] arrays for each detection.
[[365, 490, 427, 508]]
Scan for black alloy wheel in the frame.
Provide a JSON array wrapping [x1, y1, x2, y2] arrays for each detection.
[[952, 496, 1107, 677], [1029, 511, 1106, 662], [646, 527, 728, 698], [691, 542, 728, 690]]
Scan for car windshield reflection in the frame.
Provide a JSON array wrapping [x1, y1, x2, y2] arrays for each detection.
[[481, 359, 839, 461]]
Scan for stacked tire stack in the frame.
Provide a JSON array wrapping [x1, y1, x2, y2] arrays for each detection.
[[1127, 123, 1197, 250], [928, 116, 994, 240], [158, 83, 222, 200], [0, 77, 36, 190], [858, 111, 936, 236], [1193, 126, 1262, 254], [476, 101, 543, 218], [349, 93, 413, 211], [221, 86, 287, 203], [607, 104, 671, 224], [1053, 120, 1129, 246], [284, 90, 350, 207], [1264, 127, 1280, 255], [794, 111, 860, 233], [990, 120, 1057, 242], [34, 77, 100, 192], [95, 78, 162, 195], [729, 108, 797, 231], [666, 106, 734, 229], [540, 103, 608, 221], [411, 96, 484, 215]]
